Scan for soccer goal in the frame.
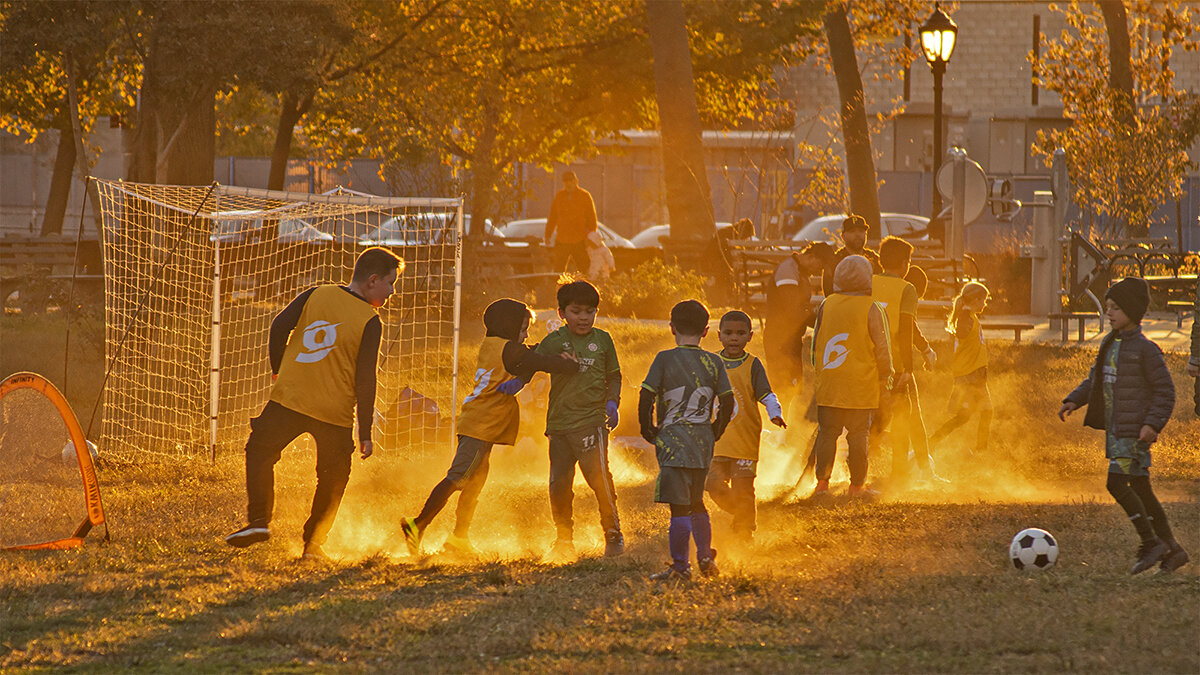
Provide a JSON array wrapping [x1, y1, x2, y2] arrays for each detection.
[[93, 180, 462, 460]]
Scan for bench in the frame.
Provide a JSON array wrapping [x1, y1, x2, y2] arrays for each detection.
[[1049, 312, 1102, 343], [0, 236, 103, 312], [982, 321, 1036, 343], [1167, 300, 1194, 328]]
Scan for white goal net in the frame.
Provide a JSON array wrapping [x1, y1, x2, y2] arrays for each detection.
[[93, 180, 462, 460]]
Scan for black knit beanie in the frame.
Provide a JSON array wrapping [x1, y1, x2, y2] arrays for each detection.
[[483, 298, 532, 341], [1105, 277, 1149, 323]]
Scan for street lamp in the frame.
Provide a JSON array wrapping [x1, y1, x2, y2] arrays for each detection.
[[919, 2, 958, 224]]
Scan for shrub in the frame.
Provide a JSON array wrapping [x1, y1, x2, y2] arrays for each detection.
[[601, 258, 707, 319]]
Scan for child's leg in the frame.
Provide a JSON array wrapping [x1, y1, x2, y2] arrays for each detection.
[[688, 469, 713, 560], [414, 436, 491, 532], [907, 379, 932, 472], [813, 406, 845, 482], [452, 446, 493, 539], [889, 386, 913, 481], [974, 381, 993, 453], [574, 426, 621, 535], [302, 419, 356, 547], [929, 389, 972, 446], [704, 458, 736, 514], [1106, 471, 1156, 542], [243, 402, 304, 528], [658, 466, 695, 572], [547, 433, 578, 542], [1129, 475, 1174, 544], [845, 409, 871, 487], [668, 503, 693, 571], [731, 472, 756, 539]]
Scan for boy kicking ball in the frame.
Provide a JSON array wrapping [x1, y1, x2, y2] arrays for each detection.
[[1059, 277, 1188, 574], [397, 299, 576, 558], [706, 310, 785, 548], [640, 300, 734, 581]]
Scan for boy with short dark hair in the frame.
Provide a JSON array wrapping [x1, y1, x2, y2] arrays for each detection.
[[535, 280, 624, 561], [1059, 277, 1188, 574], [706, 310, 785, 546], [397, 299, 577, 557], [640, 300, 734, 580], [225, 247, 402, 560]]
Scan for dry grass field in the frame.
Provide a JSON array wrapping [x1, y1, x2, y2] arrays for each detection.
[[2, 313, 1198, 673]]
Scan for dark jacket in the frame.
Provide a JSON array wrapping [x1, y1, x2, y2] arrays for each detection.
[[1064, 327, 1175, 437]]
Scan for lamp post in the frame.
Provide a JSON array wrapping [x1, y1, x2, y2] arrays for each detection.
[[919, 2, 958, 224]]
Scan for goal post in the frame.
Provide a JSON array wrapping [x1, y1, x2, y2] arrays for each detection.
[[93, 180, 462, 460]]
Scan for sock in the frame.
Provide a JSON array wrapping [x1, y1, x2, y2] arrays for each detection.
[[1107, 473, 1156, 543], [668, 516, 692, 571], [691, 511, 713, 560]]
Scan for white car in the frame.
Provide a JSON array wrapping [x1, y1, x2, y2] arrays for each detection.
[[209, 210, 334, 245], [630, 222, 744, 249], [360, 212, 502, 246], [790, 213, 929, 243], [498, 218, 635, 249]]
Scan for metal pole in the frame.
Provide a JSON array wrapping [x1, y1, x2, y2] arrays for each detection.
[[449, 198, 463, 444], [932, 61, 945, 220], [210, 238, 222, 462]]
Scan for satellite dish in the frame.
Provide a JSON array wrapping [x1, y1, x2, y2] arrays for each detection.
[[936, 157, 988, 224]]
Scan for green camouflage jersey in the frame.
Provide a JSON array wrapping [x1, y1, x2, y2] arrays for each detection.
[[535, 326, 621, 433], [641, 345, 732, 469]]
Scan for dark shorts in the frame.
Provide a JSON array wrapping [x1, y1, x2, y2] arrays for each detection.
[[710, 456, 757, 479], [655, 466, 707, 506], [445, 435, 494, 486], [548, 424, 607, 460], [950, 368, 992, 412]]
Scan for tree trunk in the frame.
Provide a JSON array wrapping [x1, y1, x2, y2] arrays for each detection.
[[466, 96, 501, 241], [268, 91, 312, 191], [161, 85, 216, 186], [645, 0, 715, 254], [823, 3, 881, 239], [41, 121, 75, 236], [1099, 1, 1142, 236]]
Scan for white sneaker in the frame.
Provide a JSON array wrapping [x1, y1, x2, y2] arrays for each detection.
[[225, 526, 269, 548]]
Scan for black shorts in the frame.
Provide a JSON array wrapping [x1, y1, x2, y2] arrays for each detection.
[[655, 466, 707, 506], [445, 435, 494, 486], [709, 456, 757, 480]]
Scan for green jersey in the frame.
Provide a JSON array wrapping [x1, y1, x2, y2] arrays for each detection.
[[641, 345, 732, 469], [535, 326, 621, 433]]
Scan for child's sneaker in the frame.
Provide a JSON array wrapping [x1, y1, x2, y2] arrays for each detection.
[[604, 530, 625, 557], [848, 484, 881, 499], [1159, 541, 1190, 573], [809, 479, 830, 499], [301, 541, 329, 561], [697, 549, 719, 578], [541, 539, 575, 564], [649, 564, 691, 582], [399, 517, 423, 556], [441, 533, 479, 558], [1131, 538, 1169, 575], [224, 525, 269, 548]]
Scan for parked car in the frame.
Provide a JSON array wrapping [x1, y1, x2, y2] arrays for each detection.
[[360, 212, 502, 246], [209, 210, 334, 245], [790, 213, 929, 243], [629, 222, 746, 249], [497, 218, 636, 249]]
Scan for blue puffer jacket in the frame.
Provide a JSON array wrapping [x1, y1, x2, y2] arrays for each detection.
[[1064, 327, 1175, 437]]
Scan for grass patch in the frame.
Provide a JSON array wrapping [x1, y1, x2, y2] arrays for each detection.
[[3, 315, 1199, 672]]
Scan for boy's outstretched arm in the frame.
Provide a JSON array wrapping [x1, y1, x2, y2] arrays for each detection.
[[503, 341, 577, 380], [1060, 364, 1097, 420], [712, 392, 735, 441], [354, 317, 382, 458], [638, 387, 657, 444]]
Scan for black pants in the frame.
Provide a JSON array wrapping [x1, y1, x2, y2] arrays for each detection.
[[548, 425, 621, 541], [553, 241, 589, 274], [244, 401, 356, 546]]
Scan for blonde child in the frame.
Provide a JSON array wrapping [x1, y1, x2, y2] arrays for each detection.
[[929, 281, 991, 454]]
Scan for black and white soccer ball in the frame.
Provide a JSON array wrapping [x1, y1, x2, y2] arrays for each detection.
[[1009, 528, 1058, 570]]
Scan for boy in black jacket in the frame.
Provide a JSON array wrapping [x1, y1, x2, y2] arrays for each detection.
[[1059, 278, 1188, 574]]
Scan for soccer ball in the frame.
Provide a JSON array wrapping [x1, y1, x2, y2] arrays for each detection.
[[1009, 528, 1058, 570], [62, 439, 99, 466]]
